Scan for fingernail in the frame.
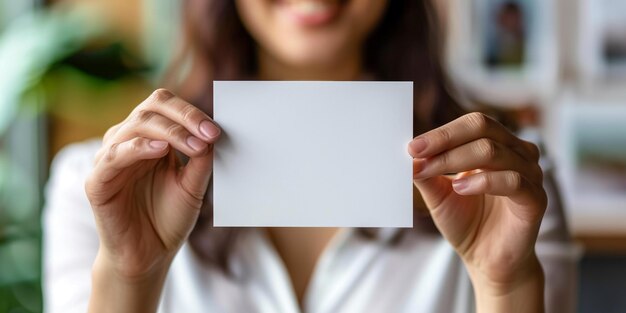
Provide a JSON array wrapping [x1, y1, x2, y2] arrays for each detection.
[[149, 140, 168, 149], [410, 138, 427, 155], [452, 178, 469, 192], [199, 120, 220, 139], [187, 136, 206, 151]]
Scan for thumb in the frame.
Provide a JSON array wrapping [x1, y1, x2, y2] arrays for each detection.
[[179, 148, 214, 202], [413, 176, 454, 210], [412, 159, 454, 210], [413, 162, 471, 250]]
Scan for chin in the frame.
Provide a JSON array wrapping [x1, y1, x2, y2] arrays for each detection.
[[237, 0, 388, 72], [279, 40, 354, 68]]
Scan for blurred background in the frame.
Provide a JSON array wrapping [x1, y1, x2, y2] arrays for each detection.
[[0, 0, 624, 312]]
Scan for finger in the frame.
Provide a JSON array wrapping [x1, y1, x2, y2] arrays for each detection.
[[452, 170, 547, 220], [413, 138, 543, 183], [408, 112, 539, 162], [102, 89, 219, 149], [87, 138, 170, 204], [111, 112, 210, 160], [137, 89, 221, 142]]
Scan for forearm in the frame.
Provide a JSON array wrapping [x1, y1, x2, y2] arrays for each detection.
[[469, 258, 545, 313], [88, 254, 170, 313]]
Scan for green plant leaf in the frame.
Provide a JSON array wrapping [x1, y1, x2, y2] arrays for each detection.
[[0, 6, 106, 135]]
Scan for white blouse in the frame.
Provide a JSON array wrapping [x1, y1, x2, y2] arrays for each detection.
[[43, 140, 579, 313]]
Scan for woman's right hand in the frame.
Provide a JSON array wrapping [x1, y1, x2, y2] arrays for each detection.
[[85, 89, 221, 283]]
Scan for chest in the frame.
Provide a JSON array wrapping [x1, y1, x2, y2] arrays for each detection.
[[266, 228, 340, 306], [159, 232, 473, 313]]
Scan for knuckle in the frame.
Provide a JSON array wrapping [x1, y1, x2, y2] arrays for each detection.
[[149, 88, 175, 103], [466, 112, 491, 132], [475, 138, 498, 160], [506, 171, 523, 190], [435, 127, 452, 145], [479, 173, 492, 190], [178, 184, 205, 207], [437, 151, 451, 169], [165, 123, 186, 139], [104, 143, 120, 163], [180, 105, 199, 124], [133, 110, 156, 124], [128, 138, 144, 152]]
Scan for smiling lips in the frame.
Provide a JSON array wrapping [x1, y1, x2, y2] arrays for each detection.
[[279, 0, 341, 27]]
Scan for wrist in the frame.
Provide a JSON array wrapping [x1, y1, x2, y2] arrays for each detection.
[[467, 255, 545, 313], [93, 248, 174, 284], [88, 251, 171, 313]]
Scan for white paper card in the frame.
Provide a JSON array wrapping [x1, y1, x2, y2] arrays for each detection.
[[213, 81, 413, 227]]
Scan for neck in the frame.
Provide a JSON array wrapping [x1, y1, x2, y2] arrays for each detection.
[[257, 49, 363, 81], [266, 227, 340, 306]]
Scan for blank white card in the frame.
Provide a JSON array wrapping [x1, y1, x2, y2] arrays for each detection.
[[213, 81, 413, 227]]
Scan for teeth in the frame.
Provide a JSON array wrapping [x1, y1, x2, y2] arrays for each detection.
[[292, 1, 331, 15]]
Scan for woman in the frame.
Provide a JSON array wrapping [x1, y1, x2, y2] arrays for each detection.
[[43, 0, 577, 312]]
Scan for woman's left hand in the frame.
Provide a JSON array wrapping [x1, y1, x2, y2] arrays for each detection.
[[409, 112, 547, 310]]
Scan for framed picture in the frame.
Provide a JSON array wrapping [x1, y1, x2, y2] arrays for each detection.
[[481, 0, 530, 69], [577, 0, 626, 87], [555, 96, 626, 235], [445, 0, 559, 108]]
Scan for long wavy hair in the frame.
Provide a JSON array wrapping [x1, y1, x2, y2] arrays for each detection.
[[171, 0, 466, 271]]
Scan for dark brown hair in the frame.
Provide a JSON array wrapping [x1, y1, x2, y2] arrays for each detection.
[[173, 0, 465, 270]]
